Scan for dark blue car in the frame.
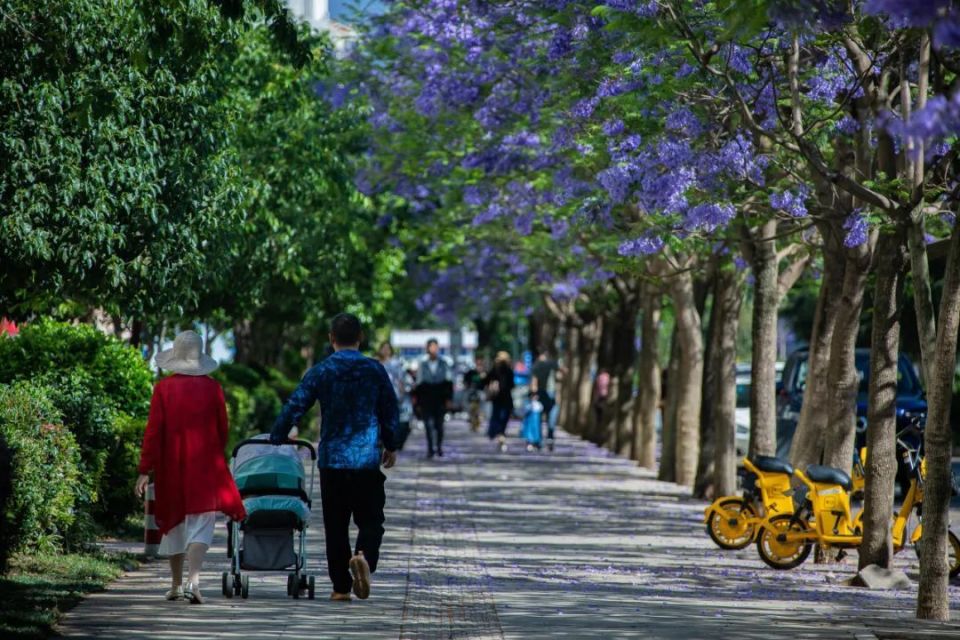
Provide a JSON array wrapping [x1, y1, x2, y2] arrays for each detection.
[[776, 348, 926, 491]]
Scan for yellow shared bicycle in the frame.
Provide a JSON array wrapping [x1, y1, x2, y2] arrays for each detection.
[[756, 433, 960, 575], [704, 456, 797, 550]]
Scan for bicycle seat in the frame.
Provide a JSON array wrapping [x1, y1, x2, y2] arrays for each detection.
[[806, 464, 853, 491], [752, 456, 795, 476]]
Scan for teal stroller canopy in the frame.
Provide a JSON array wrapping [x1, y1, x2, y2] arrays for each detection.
[[233, 454, 305, 494]]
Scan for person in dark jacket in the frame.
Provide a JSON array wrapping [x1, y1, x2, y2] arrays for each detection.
[[415, 338, 453, 458], [271, 313, 399, 602], [485, 351, 515, 451]]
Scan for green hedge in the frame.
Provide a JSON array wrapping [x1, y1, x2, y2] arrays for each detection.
[[0, 319, 152, 417], [0, 321, 152, 537], [0, 383, 81, 571], [214, 363, 310, 452]]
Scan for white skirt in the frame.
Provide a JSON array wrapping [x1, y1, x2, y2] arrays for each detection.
[[158, 512, 217, 556]]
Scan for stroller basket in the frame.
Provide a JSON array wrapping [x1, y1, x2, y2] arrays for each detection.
[[241, 527, 298, 570]]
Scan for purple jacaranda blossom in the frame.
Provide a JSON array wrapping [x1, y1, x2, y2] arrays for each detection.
[[734, 255, 749, 271], [843, 211, 870, 247], [605, 0, 658, 16], [464, 185, 486, 207], [603, 119, 626, 136], [472, 203, 505, 226], [675, 62, 696, 78], [619, 234, 665, 257], [572, 96, 600, 119], [551, 218, 570, 240], [548, 28, 573, 59], [835, 115, 860, 135], [724, 44, 753, 74], [770, 185, 810, 217], [515, 212, 535, 236], [684, 202, 736, 232], [665, 107, 704, 137], [598, 165, 636, 204]]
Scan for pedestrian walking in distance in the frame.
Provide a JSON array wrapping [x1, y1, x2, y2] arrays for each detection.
[[485, 351, 516, 452], [136, 330, 246, 604], [530, 350, 564, 452], [415, 338, 453, 458], [270, 313, 399, 601]]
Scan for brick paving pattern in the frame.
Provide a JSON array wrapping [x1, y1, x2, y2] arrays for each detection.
[[60, 420, 960, 639]]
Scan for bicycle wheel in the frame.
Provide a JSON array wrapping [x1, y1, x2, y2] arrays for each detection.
[[757, 514, 813, 570], [706, 498, 756, 550]]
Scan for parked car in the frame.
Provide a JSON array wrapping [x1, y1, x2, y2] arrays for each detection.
[[734, 362, 785, 457], [776, 347, 926, 492]]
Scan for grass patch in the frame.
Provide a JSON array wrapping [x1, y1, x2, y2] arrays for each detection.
[[0, 550, 138, 639]]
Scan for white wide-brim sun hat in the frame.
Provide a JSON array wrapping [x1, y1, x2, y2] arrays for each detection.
[[155, 330, 219, 376]]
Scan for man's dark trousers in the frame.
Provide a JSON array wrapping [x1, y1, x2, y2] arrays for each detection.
[[422, 404, 445, 455], [319, 468, 386, 594]]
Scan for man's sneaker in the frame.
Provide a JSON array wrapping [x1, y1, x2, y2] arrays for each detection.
[[547, 438, 555, 452], [427, 450, 435, 459], [437, 448, 444, 457], [497, 435, 507, 452], [526, 443, 535, 452], [349, 552, 371, 600], [331, 591, 352, 602]]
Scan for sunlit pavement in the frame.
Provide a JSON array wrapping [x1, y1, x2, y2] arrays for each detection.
[[61, 421, 960, 639]]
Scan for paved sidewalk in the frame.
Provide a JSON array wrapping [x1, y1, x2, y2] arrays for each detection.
[[61, 422, 960, 639]]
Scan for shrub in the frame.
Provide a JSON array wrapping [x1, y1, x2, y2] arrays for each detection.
[[94, 413, 145, 530], [0, 321, 153, 535], [0, 319, 152, 417], [0, 383, 81, 571], [214, 364, 305, 452]]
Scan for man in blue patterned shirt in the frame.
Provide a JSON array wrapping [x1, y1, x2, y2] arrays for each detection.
[[271, 313, 399, 601]]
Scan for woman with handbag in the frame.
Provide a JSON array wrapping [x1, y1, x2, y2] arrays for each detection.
[[484, 351, 515, 452]]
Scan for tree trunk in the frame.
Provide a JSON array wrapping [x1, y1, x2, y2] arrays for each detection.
[[573, 318, 601, 434], [634, 285, 661, 470], [592, 294, 639, 453], [790, 242, 844, 467], [696, 266, 741, 498], [658, 326, 680, 483], [908, 217, 937, 386], [822, 246, 872, 472], [694, 277, 719, 498], [668, 271, 703, 488], [859, 229, 907, 570], [917, 223, 960, 621], [714, 267, 742, 497], [749, 219, 779, 458]]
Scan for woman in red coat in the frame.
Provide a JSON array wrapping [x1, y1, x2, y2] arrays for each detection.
[[136, 331, 245, 604]]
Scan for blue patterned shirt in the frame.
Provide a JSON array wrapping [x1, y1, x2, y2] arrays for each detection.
[[270, 349, 399, 469]]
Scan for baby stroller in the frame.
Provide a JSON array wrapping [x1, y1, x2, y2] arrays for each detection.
[[223, 436, 317, 599]]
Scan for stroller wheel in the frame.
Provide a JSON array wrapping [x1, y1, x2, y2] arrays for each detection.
[[240, 575, 249, 599], [307, 575, 315, 600], [287, 573, 295, 597], [222, 572, 233, 598], [234, 575, 242, 596], [292, 573, 301, 600]]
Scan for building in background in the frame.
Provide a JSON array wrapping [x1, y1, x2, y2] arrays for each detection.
[[285, 0, 358, 54], [390, 329, 479, 368]]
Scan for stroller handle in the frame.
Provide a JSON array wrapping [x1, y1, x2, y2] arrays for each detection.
[[232, 437, 317, 460]]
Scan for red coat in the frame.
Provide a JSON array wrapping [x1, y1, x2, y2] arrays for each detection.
[[138, 374, 246, 534]]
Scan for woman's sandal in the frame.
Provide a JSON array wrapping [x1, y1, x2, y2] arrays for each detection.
[[164, 586, 184, 601], [183, 583, 204, 604]]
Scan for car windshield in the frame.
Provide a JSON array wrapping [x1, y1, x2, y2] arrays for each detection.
[[736, 383, 751, 408], [794, 354, 921, 396]]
